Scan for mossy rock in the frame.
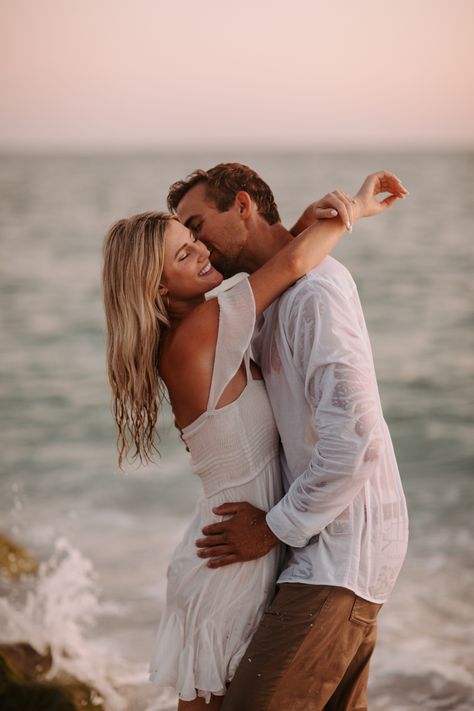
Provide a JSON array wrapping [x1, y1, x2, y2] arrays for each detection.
[[0, 644, 105, 711], [0, 532, 38, 579]]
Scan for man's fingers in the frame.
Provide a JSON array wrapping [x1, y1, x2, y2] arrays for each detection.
[[201, 522, 227, 536], [196, 534, 227, 548], [212, 502, 246, 516], [207, 554, 239, 569], [198, 545, 234, 559]]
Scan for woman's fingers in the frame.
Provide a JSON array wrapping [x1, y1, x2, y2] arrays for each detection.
[[314, 207, 339, 219], [375, 171, 408, 197], [378, 194, 399, 210], [355, 171, 408, 218], [324, 192, 351, 230], [341, 191, 357, 226], [333, 191, 355, 230]]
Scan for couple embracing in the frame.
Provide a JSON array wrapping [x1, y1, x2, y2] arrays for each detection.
[[102, 163, 409, 711]]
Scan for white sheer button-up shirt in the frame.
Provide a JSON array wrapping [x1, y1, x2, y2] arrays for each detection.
[[252, 257, 409, 603]]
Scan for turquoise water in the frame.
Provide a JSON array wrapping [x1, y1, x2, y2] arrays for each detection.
[[0, 152, 473, 710]]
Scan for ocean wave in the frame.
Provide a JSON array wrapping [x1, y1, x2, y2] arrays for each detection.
[[0, 537, 127, 710]]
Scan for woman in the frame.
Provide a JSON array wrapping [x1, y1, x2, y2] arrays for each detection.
[[102, 204, 356, 709]]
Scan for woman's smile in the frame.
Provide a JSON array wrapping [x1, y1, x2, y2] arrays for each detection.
[[198, 261, 214, 277]]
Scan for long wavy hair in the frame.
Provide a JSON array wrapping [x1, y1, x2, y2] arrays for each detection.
[[102, 211, 174, 468]]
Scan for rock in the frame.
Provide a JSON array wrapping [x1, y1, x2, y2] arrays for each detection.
[[0, 643, 105, 711], [0, 533, 38, 579]]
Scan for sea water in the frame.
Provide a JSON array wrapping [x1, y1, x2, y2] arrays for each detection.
[[0, 151, 473, 710]]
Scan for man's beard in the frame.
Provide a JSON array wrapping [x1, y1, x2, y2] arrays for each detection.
[[211, 251, 243, 280]]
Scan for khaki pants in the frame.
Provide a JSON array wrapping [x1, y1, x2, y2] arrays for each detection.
[[222, 584, 382, 711]]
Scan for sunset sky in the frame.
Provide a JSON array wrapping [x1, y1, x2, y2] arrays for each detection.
[[1, 0, 473, 150]]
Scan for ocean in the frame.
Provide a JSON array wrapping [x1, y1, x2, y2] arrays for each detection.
[[0, 151, 473, 710]]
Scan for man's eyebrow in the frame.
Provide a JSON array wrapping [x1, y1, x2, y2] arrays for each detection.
[[183, 214, 200, 229]]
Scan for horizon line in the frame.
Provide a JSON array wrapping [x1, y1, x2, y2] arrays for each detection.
[[1, 144, 473, 156]]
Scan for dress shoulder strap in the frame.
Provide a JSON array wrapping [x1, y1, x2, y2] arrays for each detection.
[[207, 276, 256, 410]]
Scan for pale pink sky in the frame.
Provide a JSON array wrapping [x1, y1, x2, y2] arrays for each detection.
[[1, 0, 473, 149]]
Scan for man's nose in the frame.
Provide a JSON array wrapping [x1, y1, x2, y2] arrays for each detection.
[[199, 236, 211, 251]]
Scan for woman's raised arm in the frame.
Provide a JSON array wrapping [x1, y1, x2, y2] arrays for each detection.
[[249, 170, 407, 317]]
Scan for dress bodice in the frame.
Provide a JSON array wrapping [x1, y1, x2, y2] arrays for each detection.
[[181, 277, 279, 497]]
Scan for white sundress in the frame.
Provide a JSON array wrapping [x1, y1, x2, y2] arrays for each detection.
[[149, 277, 283, 703]]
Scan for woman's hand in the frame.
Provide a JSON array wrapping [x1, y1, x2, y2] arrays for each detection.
[[354, 171, 408, 219], [290, 191, 358, 235], [289, 171, 408, 236]]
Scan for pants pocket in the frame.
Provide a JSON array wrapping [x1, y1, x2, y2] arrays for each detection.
[[349, 596, 383, 626]]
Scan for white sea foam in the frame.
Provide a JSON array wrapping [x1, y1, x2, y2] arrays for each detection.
[[0, 511, 191, 710], [0, 537, 127, 710]]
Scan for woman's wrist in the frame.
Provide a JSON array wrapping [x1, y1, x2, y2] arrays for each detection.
[[352, 196, 364, 222]]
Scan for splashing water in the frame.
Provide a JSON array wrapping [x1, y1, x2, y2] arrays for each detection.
[[0, 537, 127, 710]]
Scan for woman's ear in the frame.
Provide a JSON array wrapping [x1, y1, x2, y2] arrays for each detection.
[[159, 285, 168, 297], [235, 191, 253, 219]]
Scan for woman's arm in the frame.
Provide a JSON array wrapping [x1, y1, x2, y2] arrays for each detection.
[[166, 171, 407, 425], [250, 210, 350, 317], [289, 193, 351, 237], [249, 170, 407, 317]]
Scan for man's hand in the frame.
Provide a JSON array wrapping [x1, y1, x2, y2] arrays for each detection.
[[355, 171, 408, 218], [195, 502, 279, 569]]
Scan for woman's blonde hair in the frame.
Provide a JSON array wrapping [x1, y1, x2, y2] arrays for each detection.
[[102, 211, 174, 468]]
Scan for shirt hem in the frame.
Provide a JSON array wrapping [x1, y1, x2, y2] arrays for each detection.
[[275, 575, 389, 604]]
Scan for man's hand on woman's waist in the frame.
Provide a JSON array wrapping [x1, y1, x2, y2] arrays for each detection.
[[195, 501, 279, 568]]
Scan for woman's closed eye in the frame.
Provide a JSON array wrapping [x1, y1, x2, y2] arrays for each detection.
[[178, 235, 199, 261]]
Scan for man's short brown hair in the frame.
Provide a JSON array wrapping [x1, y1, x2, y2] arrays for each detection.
[[167, 163, 281, 225]]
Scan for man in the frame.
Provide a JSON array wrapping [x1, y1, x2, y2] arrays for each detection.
[[167, 164, 409, 710]]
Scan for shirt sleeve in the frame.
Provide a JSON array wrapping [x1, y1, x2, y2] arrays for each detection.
[[266, 277, 385, 547]]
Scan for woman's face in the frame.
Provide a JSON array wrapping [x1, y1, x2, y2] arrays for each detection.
[[161, 219, 223, 300]]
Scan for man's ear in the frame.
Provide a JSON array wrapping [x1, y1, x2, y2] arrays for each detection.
[[235, 191, 253, 219]]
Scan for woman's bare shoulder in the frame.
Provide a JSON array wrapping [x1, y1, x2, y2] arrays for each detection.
[[160, 299, 219, 386]]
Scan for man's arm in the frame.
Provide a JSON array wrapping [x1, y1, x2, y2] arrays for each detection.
[[265, 279, 384, 546], [196, 172, 407, 567], [196, 279, 383, 566]]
